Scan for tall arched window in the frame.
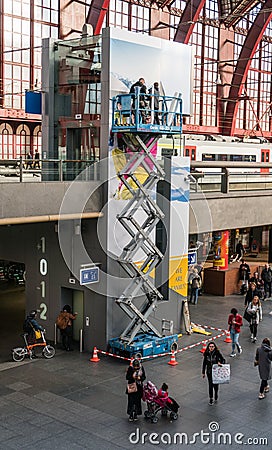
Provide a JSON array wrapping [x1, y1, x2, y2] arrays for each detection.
[[16, 124, 31, 158], [0, 123, 13, 159], [33, 125, 42, 155]]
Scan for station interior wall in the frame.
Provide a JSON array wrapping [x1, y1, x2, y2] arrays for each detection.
[[0, 219, 185, 350]]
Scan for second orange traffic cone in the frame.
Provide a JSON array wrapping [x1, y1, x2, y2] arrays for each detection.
[[168, 350, 178, 366], [90, 346, 100, 362], [199, 341, 207, 353], [224, 331, 232, 343]]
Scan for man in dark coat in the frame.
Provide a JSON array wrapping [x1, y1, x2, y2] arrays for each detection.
[[255, 337, 272, 399], [261, 263, 272, 300]]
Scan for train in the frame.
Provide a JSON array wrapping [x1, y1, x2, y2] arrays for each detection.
[[157, 134, 272, 170]]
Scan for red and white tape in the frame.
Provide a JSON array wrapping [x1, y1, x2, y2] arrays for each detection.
[[192, 322, 226, 333], [93, 330, 227, 362]]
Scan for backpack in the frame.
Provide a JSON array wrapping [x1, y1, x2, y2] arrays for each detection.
[[56, 312, 69, 330], [23, 318, 33, 333]]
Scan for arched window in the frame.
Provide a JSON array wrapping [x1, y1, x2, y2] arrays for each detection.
[[16, 124, 31, 158], [33, 125, 42, 156], [0, 123, 13, 159]]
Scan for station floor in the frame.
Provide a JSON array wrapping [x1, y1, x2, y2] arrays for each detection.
[[0, 291, 272, 450]]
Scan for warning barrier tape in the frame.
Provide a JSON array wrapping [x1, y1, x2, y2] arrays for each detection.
[[93, 330, 227, 362], [192, 323, 226, 333]]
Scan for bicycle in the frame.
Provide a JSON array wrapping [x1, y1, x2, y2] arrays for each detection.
[[12, 330, 55, 362]]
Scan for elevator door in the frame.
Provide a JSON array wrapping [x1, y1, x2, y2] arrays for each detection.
[[61, 287, 84, 346]]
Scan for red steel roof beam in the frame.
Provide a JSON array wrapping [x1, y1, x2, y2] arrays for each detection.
[[223, 0, 272, 136], [174, 0, 206, 44], [86, 0, 110, 35]]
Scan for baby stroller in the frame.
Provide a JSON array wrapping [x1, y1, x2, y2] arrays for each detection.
[[142, 381, 179, 424]]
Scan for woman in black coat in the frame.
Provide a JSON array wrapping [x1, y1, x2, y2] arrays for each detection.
[[255, 338, 272, 399], [202, 342, 225, 405], [126, 359, 146, 421]]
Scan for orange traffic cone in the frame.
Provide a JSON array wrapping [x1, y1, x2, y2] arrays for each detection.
[[224, 331, 232, 343], [90, 346, 100, 362], [199, 341, 207, 353], [168, 350, 178, 366]]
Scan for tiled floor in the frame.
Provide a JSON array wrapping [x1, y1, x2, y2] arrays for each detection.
[[0, 293, 272, 449]]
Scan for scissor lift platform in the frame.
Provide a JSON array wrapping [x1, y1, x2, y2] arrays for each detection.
[[109, 91, 183, 357], [112, 92, 182, 134]]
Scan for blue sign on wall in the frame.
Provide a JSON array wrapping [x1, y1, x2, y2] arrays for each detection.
[[188, 251, 197, 266], [25, 91, 42, 114], [80, 267, 99, 285]]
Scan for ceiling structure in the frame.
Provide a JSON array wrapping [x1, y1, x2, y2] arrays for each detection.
[[66, 0, 272, 137]]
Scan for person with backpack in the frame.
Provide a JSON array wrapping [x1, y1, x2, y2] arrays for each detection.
[[56, 305, 77, 351], [23, 310, 44, 358]]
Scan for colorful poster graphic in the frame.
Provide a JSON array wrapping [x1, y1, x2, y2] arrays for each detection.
[[213, 231, 229, 270]]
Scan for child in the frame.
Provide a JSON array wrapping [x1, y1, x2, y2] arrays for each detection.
[[158, 383, 179, 413]]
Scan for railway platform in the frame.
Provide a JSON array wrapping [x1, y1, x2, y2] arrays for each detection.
[[0, 291, 271, 449]]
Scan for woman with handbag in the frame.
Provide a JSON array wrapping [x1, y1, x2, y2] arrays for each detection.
[[247, 295, 262, 342], [202, 342, 225, 405], [126, 359, 146, 422]]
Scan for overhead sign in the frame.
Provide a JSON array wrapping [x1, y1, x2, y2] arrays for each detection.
[[80, 267, 99, 285], [25, 91, 42, 114], [188, 251, 197, 266]]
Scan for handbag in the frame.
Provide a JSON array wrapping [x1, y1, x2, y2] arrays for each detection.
[[35, 330, 42, 340], [127, 382, 137, 394], [212, 364, 230, 384], [243, 307, 253, 323]]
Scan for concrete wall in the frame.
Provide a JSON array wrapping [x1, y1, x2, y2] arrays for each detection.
[[189, 190, 272, 234], [0, 219, 108, 351], [0, 181, 101, 220]]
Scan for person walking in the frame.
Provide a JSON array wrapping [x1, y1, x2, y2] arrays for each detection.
[[235, 241, 245, 262], [246, 295, 262, 342], [261, 263, 272, 300], [244, 282, 258, 307], [239, 259, 250, 294], [255, 338, 272, 399], [228, 308, 243, 357], [126, 359, 146, 422], [189, 268, 201, 305], [33, 149, 40, 169], [202, 342, 225, 405]]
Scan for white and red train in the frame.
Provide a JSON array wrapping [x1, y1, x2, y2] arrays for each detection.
[[158, 135, 272, 172]]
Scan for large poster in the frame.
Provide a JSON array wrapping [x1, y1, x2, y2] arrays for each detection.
[[103, 27, 191, 299], [108, 28, 193, 116]]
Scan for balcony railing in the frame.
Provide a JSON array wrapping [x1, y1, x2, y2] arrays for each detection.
[[190, 162, 272, 193], [0, 158, 99, 182]]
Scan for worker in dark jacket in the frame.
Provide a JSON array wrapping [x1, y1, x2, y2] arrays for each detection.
[[129, 78, 147, 122]]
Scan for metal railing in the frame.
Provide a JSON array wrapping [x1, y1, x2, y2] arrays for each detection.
[[0, 158, 99, 182], [190, 161, 272, 193]]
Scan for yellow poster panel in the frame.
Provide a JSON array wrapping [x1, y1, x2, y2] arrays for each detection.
[[169, 256, 188, 297]]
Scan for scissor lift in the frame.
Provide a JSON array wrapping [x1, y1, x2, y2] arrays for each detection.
[[108, 91, 182, 358]]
